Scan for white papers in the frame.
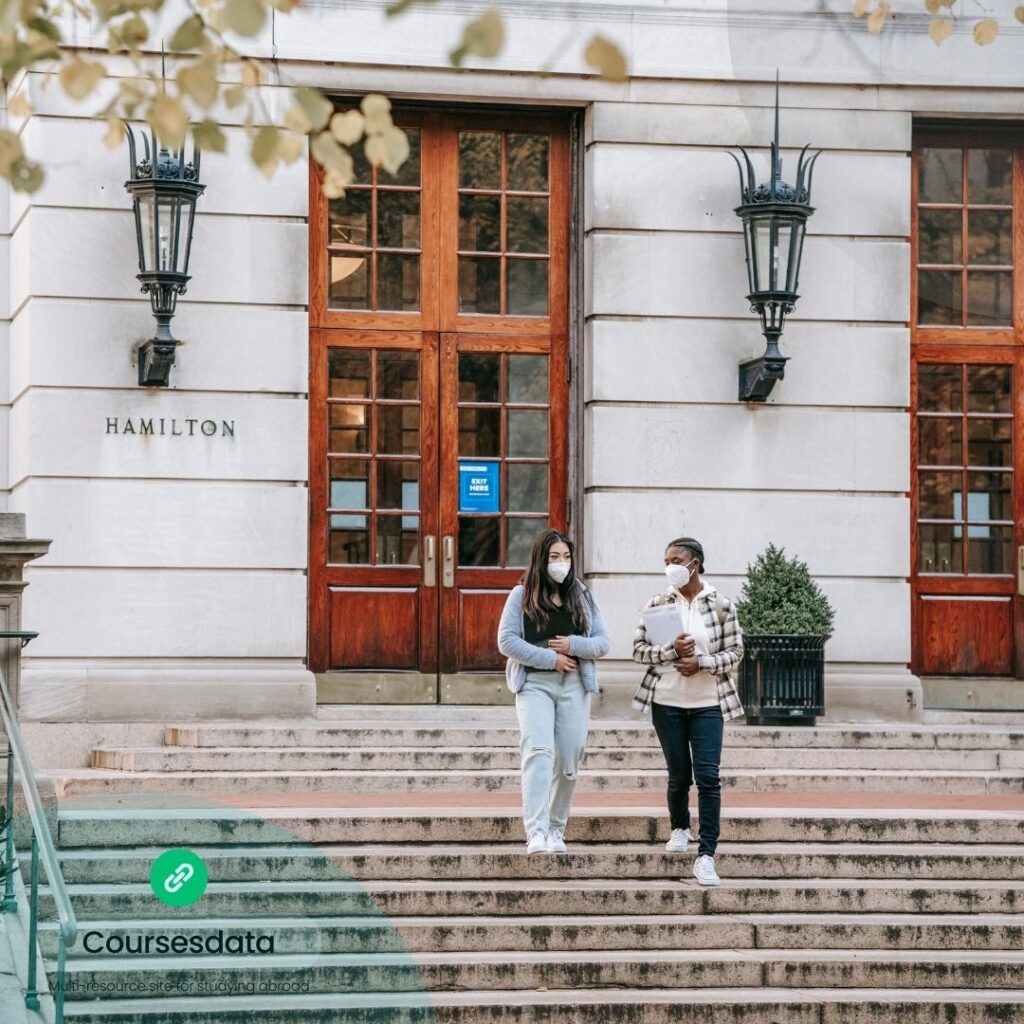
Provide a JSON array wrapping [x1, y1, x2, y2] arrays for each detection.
[[641, 603, 685, 646]]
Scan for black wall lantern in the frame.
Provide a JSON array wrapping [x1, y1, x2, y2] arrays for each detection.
[[124, 125, 205, 387], [729, 82, 822, 403]]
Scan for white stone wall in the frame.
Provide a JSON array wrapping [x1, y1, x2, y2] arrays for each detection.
[[6, 73, 315, 721], [6, 1, 1024, 721]]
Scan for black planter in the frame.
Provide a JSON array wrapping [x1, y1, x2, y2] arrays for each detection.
[[738, 634, 828, 725]]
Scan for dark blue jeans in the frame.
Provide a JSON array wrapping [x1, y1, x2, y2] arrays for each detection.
[[651, 702, 724, 857]]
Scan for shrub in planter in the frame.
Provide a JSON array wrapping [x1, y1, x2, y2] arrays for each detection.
[[735, 544, 835, 725]]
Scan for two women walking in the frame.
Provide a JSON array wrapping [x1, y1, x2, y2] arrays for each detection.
[[497, 530, 744, 884]]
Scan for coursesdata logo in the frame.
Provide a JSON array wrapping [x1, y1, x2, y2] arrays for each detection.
[[149, 848, 209, 907]]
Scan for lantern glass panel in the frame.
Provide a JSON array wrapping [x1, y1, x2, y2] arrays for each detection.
[[774, 221, 792, 292], [137, 195, 157, 274], [754, 218, 770, 293], [785, 220, 806, 293]]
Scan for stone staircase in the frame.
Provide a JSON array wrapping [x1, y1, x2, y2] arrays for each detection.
[[28, 718, 1024, 1021]]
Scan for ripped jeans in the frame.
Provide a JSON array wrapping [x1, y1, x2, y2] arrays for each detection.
[[515, 669, 591, 838]]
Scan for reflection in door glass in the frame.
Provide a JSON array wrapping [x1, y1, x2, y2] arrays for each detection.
[[508, 409, 548, 458], [967, 365, 1012, 413], [377, 515, 420, 565], [918, 417, 962, 467], [329, 349, 371, 398], [507, 260, 549, 316], [508, 355, 548, 403], [459, 517, 500, 566], [458, 353, 501, 403], [507, 518, 548, 566], [508, 463, 548, 512], [967, 525, 1012, 574], [918, 523, 961, 574], [459, 408, 500, 457]]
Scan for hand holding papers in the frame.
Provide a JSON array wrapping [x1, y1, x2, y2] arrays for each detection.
[[641, 603, 686, 647]]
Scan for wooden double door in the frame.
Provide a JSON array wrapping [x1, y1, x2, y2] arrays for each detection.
[[308, 109, 572, 701], [912, 127, 1024, 683]]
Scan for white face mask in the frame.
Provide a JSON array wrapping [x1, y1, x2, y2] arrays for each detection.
[[665, 561, 696, 589], [547, 561, 571, 584]]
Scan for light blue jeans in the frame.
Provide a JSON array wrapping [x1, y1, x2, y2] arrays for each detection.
[[515, 670, 591, 837]]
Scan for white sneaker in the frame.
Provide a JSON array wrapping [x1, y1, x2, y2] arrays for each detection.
[[693, 854, 720, 886], [546, 829, 567, 854], [526, 830, 547, 855], [665, 828, 694, 853]]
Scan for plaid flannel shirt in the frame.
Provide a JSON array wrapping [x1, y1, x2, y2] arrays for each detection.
[[631, 586, 745, 719]]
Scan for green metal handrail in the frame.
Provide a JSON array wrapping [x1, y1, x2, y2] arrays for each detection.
[[0, 631, 77, 1023]]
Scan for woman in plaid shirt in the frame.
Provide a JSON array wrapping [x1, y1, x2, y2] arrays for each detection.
[[632, 537, 744, 886]]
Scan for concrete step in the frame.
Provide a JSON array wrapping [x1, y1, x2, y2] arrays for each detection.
[[165, 723, 1024, 751], [91, 745, 1011, 772], [49, 765, 1024, 797], [51, 948, 1024, 999], [38, 878, 1024, 920], [53, 841, 1024, 883], [60, 986, 1024, 1024], [39, 912, 1024, 958], [54, 807, 1024, 847]]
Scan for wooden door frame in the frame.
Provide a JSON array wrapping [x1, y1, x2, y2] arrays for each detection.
[[910, 124, 1024, 680], [306, 102, 584, 696]]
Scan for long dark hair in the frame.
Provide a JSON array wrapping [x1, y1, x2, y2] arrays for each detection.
[[520, 529, 594, 633]]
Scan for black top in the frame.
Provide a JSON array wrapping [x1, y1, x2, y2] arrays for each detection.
[[524, 605, 576, 647]]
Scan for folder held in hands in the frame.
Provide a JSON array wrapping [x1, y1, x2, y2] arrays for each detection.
[[641, 603, 686, 647]]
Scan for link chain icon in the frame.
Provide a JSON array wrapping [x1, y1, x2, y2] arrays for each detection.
[[150, 849, 209, 907]]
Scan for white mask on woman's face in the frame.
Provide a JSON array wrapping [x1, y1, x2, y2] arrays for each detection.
[[547, 561, 571, 584], [665, 561, 696, 589]]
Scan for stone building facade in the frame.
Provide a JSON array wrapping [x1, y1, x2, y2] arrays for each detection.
[[4, 0, 1023, 726]]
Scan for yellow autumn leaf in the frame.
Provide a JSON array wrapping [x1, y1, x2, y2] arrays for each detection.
[[463, 9, 503, 58], [1016, 6, 1024, 25], [584, 34, 628, 82], [147, 94, 189, 150], [252, 124, 280, 175], [224, 84, 246, 109], [59, 57, 106, 100], [322, 169, 348, 200], [867, 3, 890, 34], [0, 129, 24, 177], [7, 93, 32, 119], [973, 18, 998, 45], [311, 130, 354, 180], [276, 130, 305, 165], [924, 0, 942, 13], [103, 116, 126, 149], [852, 0, 871, 16], [283, 105, 312, 134], [193, 120, 227, 152], [361, 94, 392, 135], [178, 61, 219, 109], [330, 110, 364, 147], [366, 124, 409, 176], [224, 0, 266, 37], [293, 87, 333, 133], [241, 62, 263, 88], [928, 18, 952, 45]]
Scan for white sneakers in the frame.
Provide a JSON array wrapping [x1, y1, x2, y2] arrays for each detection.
[[546, 829, 567, 854], [693, 854, 721, 886], [526, 830, 547, 855], [525, 829, 568, 854], [665, 828, 694, 852]]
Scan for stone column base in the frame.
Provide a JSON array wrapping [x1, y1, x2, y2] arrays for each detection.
[[590, 661, 923, 724], [19, 660, 316, 723]]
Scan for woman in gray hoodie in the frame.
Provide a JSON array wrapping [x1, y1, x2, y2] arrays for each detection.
[[497, 529, 610, 856]]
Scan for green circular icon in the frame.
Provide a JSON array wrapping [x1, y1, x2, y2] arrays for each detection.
[[150, 849, 208, 907]]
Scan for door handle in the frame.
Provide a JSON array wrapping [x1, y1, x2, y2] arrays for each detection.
[[442, 535, 455, 588], [423, 535, 436, 588], [1018, 546, 1024, 596]]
